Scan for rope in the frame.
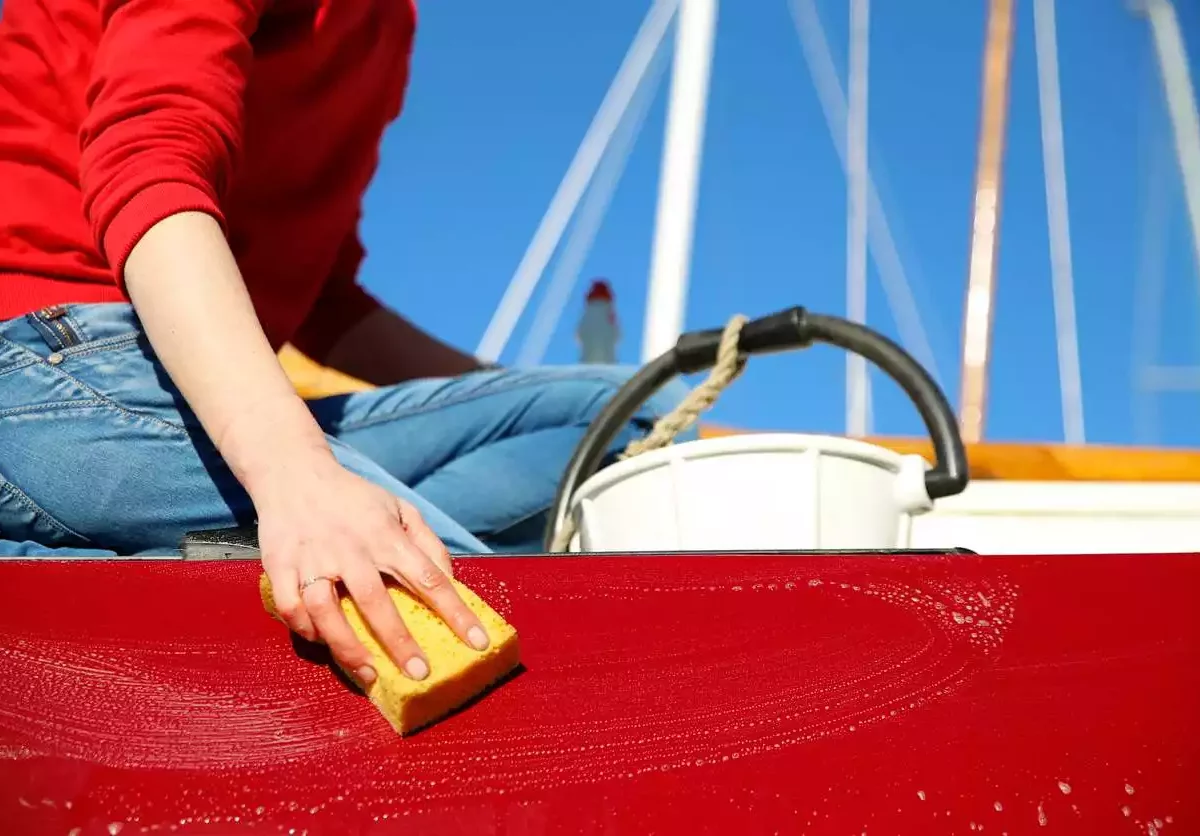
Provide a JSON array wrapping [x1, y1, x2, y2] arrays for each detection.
[[551, 314, 748, 552]]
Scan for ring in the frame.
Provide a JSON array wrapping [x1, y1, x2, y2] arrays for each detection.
[[299, 575, 337, 593]]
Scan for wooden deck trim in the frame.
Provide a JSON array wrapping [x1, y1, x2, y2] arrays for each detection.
[[279, 345, 373, 399], [699, 425, 1200, 483]]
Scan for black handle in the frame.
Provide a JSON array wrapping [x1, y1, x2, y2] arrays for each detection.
[[543, 305, 969, 551]]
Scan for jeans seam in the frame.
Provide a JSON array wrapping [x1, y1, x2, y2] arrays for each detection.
[[0, 358, 38, 380], [0, 471, 96, 545], [0, 335, 43, 377], [332, 374, 636, 433], [0, 399, 107, 419], [62, 372, 187, 434], [59, 333, 140, 359], [15, 358, 189, 434], [0, 331, 183, 433], [0, 333, 139, 375]]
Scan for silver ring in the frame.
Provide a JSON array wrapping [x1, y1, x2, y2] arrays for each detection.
[[299, 575, 337, 593]]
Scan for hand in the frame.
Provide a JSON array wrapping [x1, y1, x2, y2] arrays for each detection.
[[250, 450, 491, 686]]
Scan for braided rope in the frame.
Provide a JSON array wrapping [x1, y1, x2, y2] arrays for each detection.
[[551, 314, 749, 552]]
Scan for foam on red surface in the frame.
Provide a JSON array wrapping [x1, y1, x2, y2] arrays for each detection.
[[1, 553, 1197, 834]]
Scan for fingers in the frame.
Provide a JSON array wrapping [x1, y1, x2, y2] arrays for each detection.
[[340, 560, 430, 681], [398, 500, 455, 578], [383, 508, 490, 654], [264, 500, 485, 688], [301, 574, 379, 687], [265, 564, 315, 641]]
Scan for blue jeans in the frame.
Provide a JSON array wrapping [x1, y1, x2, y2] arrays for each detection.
[[0, 303, 691, 557]]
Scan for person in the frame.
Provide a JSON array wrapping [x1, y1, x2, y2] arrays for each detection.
[[0, 2, 688, 687]]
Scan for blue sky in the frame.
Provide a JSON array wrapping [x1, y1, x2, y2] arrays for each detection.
[[358, 1, 1200, 448]]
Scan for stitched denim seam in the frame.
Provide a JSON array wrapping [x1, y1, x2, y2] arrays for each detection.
[[59, 333, 140, 359], [0, 335, 44, 377], [33, 333, 188, 432], [0, 331, 182, 432], [0, 358, 39, 380], [0, 333, 139, 377], [0, 471, 95, 544], [334, 375, 634, 433], [0, 399, 107, 419], [55, 372, 188, 434]]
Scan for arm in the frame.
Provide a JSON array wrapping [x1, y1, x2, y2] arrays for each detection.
[[83, 0, 489, 678], [290, 231, 484, 385], [324, 307, 485, 385]]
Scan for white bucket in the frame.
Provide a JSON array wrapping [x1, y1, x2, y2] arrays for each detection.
[[563, 433, 935, 552]]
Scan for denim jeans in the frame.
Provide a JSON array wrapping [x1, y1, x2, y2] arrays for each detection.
[[0, 303, 691, 557]]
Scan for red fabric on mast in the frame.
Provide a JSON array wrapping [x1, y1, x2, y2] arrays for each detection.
[[1, 553, 1197, 834]]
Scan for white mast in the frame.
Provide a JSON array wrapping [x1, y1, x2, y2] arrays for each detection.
[[516, 46, 666, 367], [1140, 0, 1200, 280], [475, 0, 680, 363], [1130, 0, 1200, 438], [846, 0, 871, 437], [789, 0, 942, 384], [641, 0, 719, 361], [1032, 0, 1085, 444], [1132, 105, 1171, 444]]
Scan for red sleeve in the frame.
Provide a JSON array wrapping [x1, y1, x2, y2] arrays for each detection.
[[78, 0, 268, 283], [289, 230, 383, 363]]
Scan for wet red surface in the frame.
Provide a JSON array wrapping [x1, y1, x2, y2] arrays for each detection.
[[1, 553, 1197, 835]]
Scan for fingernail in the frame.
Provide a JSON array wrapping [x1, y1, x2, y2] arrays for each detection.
[[356, 665, 377, 686], [404, 656, 430, 680], [467, 625, 490, 651]]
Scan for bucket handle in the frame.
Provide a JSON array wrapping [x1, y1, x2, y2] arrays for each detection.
[[544, 306, 969, 552]]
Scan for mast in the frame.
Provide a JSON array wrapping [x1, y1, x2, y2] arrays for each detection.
[[958, 0, 1017, 443], [476, 0, 678, 364], [846, 0, 871, 437], [1131, 0, 1200, 440], [1033, 0, 1085, 444], [1138, 0, 1200, 281], [788, 0, 942, 384], [516, 46, 665, 367], [641, 0, 719, 362]]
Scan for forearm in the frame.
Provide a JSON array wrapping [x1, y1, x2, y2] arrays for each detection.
[[323, 306, 484, 386], [124, 212, 332, 491]]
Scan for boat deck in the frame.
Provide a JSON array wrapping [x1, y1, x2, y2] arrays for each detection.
[[3, 552, 1197, 833]]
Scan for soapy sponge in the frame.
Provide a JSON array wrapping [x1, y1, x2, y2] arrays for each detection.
[[259, 573, 521, 735]]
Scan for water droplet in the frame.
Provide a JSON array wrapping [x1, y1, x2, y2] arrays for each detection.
[[1058, 781, 1072, 795]]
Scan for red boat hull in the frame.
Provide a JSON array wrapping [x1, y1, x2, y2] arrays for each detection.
[[1, 553, 1197, 834]]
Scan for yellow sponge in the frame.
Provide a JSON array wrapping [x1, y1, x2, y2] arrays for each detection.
[[259, 572, 521, 735]]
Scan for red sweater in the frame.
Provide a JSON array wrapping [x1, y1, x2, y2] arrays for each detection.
[[0, 0, 413, 359]]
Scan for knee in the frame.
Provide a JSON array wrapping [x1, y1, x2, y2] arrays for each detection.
[[642, 376, 698, 443], [646, 377, 691, 415], [558, 364, 690, 421], [557, 364, 697, 445]]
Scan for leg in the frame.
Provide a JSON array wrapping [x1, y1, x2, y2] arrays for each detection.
[[0, 304, 488, 556], [0, 540, 117, 558], [308, 365, 693, 552]]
